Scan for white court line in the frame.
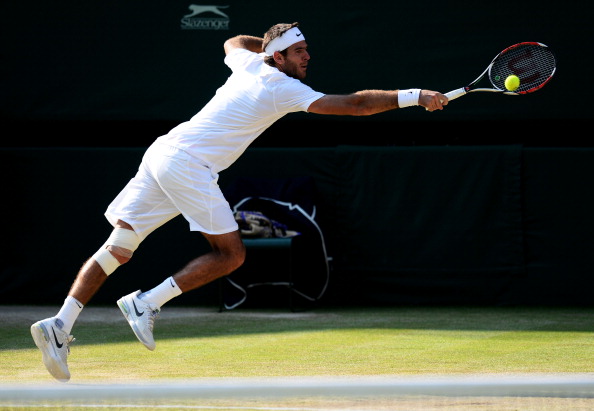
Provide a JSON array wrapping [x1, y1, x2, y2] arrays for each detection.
[[1, 374, 594, 402]]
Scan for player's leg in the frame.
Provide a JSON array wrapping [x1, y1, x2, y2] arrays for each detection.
[[119, 230, 245, 350], [118, 230, 246, 350], [30, 220, 144, 381], [173, 230, 246, 292], [71, 220, 141, 303], [31, 144, 174, 381]]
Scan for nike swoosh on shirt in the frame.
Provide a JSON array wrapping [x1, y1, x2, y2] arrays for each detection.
[[52, 328, 64, 348], [132, 300, 144, 317], [296, 32, 302, 36]]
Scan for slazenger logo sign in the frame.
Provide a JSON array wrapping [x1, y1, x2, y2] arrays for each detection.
[[181, 4, 230, 30]]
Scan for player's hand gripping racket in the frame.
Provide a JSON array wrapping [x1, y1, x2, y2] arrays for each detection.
[[441, 42, 556, 104]]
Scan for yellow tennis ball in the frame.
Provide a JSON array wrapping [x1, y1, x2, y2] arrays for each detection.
[[505, 75, 520, 91]]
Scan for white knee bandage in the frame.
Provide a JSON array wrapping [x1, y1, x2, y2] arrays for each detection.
[[105, 227, 141, 252], [92, 228, 141, 276]]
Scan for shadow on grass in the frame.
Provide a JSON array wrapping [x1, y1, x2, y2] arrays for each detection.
[[3, 304, 594, 349]]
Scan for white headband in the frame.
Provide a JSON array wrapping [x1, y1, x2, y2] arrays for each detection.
[[264, 27, 305, 56]]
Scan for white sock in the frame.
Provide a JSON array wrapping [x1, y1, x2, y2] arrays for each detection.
[[140, 277, 182, 308], [55, 296, 83, 334]]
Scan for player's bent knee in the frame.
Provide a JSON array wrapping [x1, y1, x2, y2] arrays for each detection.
[[237, 247, 247, 267], [213, 243, 245, 274], [229, 244, 246, 271], [107, 227, 141, 252], [92, 227, 141, 275]]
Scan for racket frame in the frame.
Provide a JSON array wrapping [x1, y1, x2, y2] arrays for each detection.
[[446, 42, 556, 102]]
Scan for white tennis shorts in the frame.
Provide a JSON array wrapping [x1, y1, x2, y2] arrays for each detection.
[[105, 142, 238, 240]]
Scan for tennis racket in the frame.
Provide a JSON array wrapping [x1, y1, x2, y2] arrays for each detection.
[[442, 42, 556, 103]]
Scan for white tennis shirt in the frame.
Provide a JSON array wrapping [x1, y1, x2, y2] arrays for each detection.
[[156, 48, 325, 174]]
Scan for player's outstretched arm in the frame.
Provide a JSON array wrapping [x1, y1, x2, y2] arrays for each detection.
[[308, 89, 447, 116]]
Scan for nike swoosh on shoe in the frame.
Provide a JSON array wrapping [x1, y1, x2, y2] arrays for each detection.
[[52, 328, 64, 348], [132, 299, 144, 317], [132, 300, 144, 317]]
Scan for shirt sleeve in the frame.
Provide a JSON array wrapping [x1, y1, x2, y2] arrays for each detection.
[[273, 79, 326, 113]]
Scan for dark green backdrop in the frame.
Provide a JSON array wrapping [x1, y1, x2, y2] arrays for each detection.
[[1, 146, 593, 307]]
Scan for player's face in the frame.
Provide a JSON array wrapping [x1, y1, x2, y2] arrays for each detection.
[[277, 40, 310, 80]]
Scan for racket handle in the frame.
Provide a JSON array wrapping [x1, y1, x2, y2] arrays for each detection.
[[443, 88, 467, 102], [425, 87, 467, 111]]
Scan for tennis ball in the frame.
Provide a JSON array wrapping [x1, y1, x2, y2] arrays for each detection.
[[505, 75, 520, 91]]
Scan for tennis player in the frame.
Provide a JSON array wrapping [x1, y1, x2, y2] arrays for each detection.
[[30, 22, 448, 382]]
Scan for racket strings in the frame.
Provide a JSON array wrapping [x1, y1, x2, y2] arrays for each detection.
[[489, 44, 556, 93]]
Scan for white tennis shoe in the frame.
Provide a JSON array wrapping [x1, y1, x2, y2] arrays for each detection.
[[30, 318, 75, 382], [117, 290, 160, 351]]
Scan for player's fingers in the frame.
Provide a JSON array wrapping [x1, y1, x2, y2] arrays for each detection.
[[429, 95, 445, 111], [423, 92, 447, 112], [424, 101, 440, 112]]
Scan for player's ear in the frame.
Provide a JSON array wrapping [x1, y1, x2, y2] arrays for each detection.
[[273, 51, 284, 65]]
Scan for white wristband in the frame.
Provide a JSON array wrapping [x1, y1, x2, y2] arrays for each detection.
[[398, 88, 421, 108]]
